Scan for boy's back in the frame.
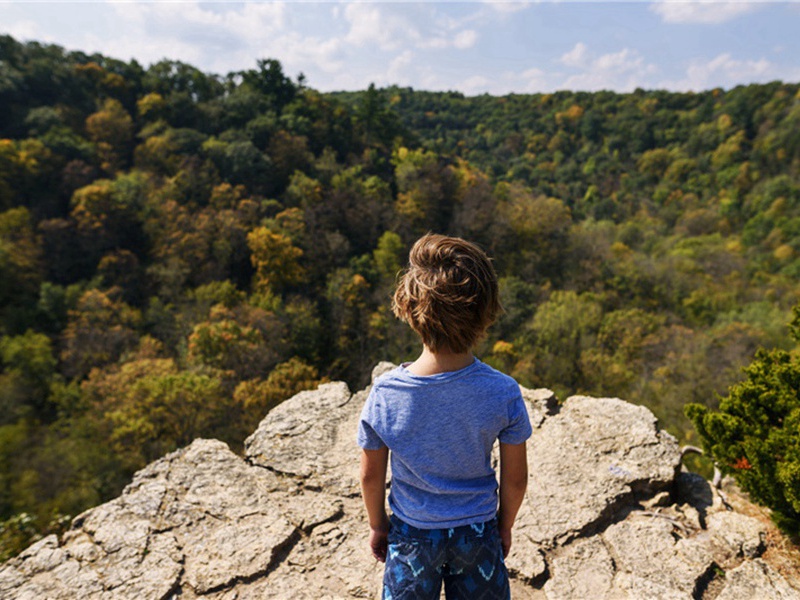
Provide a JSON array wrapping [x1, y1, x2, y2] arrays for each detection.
[[359, 359, 530, 529]]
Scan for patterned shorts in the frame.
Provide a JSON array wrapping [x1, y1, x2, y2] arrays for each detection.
[[383, 515, 510, 600]]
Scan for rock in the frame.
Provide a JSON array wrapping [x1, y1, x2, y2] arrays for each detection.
[[602, 515, 712, 599], [520, 387, 558, 428], [706, 510, 766, 560], [515, 395, 681, 547], [245, 382, 361, 497], [716, 559, 800, 600], [3, 372, 799, 600], [0, 439, 295, 599], [506, 544, 547, 583], [544, 537, 615, 600]]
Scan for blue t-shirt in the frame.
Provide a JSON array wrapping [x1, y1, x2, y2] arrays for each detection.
[[357, 358, 532, 529]]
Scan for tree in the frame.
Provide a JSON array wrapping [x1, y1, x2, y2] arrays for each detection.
[[80, 355, 230, 471], [187, 303, 286, 381], [69, 173, 147, 262], [60, 289, 141, 379], [393, 147, 456, 235], [85, 98, 134, 173], [239, 59, 296, 112], [0, 207, 43, 331], [247, 227, 305, 294], [492, 183, 572, 282], [519, 290, 603, 395], [0, 331, 57, 422], [685, 304, 800, 535]]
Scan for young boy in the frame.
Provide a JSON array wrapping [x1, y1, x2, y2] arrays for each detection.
[[358, 233, 532, 599]]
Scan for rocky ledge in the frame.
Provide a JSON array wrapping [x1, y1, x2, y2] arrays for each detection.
[[2, 363, 799, 599]]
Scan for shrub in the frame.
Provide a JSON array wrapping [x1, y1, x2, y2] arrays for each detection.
[[685, 304, 800, 535]]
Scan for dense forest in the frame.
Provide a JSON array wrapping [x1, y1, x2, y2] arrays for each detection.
[[1, 34, 800, 558]]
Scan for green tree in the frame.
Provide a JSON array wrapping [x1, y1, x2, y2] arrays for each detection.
[[0, 331, 57, 422], [0, 207, 44, 331], [187, 303, 286, 381], [519, 290, 603, 395]]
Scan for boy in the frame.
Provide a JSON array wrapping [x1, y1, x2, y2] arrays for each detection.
[[358, 233, 532, 599]]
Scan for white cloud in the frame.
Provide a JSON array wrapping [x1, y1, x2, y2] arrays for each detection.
[[663, 52, 791, 91], [0, 18, 39, 41], [482, 1, 531, 15], [651, 1, 758, 24], [559, 47, 659, 92], [344, 3, 419, 51], [453, 29, 479, 50], [461, 75, 492, 94], [258, 33, 345, 77], [387, 49, 415, 84], [519, 67, 550, 93], [99, 1, 289, 72], [560, 42, 588, 68]]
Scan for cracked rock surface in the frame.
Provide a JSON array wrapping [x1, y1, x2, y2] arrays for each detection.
[[2, 362, 799, 599]]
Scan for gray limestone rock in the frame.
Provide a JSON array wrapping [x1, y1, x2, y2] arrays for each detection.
[[716, 559, 800, 600], [0, 439, 295, 599], [706, 510, 767, 561], [245, 381, 361, 498], [544, 536, 615, 600], [602, 514, 712, 599], [515, 395, 682, 547]]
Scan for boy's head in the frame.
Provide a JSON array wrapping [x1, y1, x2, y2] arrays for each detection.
[[393, 233, 500, 354]]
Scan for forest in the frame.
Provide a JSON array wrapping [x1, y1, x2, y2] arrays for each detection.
[[1, 34, 800, 557]]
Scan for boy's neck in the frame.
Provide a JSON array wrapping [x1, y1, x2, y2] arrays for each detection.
[[406, 346, 475, 376]]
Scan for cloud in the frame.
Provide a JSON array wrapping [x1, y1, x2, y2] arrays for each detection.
[[482, 1, 531, 15], [558, 46, 659, 92], [518, 67, 551, 93], [344, 3, 420, 51], [560, 42, 588, 68], [461, 75, 492, 95], [0, 18, 39, 41], [453, 29, 479, 50], [662, 52, 793, 91], [386, 50, 415, 85], [95, 1, 291, 72], [651, 1, 759, 24]]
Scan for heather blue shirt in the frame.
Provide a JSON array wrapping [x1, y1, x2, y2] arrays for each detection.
[[357, 359, 532, 529]]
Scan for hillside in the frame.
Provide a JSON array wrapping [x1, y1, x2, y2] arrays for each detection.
[[1, 34, 800, 556]]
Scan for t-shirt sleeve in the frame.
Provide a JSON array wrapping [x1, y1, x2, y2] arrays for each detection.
[[357, 387, 387, 450], [498, 387, 533, 445]]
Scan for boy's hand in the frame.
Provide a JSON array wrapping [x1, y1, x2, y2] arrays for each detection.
[[369, 525, 389, 562], [499, 526, 512, 558]]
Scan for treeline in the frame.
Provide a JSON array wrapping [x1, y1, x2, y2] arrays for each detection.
[[1, 34, 800, 557]]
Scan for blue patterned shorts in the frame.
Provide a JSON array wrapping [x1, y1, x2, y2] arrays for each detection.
[[383, 515, 510, 600]]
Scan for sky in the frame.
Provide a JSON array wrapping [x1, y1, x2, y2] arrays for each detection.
[[1, 1, 799, 95]]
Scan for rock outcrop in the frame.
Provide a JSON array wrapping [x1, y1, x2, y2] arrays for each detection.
[[2, 363, 799, 599]]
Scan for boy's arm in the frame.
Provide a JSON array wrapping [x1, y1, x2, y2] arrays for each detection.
[[360, 447, 390, 562], [498, 441, 528, 558]]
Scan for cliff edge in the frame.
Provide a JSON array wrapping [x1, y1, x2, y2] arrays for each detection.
[[2, 363, 799, 599]]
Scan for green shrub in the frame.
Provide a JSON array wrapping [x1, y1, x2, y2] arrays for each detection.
[[685, 305, 800, 535]]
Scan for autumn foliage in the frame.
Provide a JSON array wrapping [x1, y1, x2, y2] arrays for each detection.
[[1, 33, 800, 556]]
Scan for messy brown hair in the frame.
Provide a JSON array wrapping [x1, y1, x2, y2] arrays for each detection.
[[393, 233, 501, 354]]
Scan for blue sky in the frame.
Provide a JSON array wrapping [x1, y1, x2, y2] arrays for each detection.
[[1, 1, 799, 95]]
